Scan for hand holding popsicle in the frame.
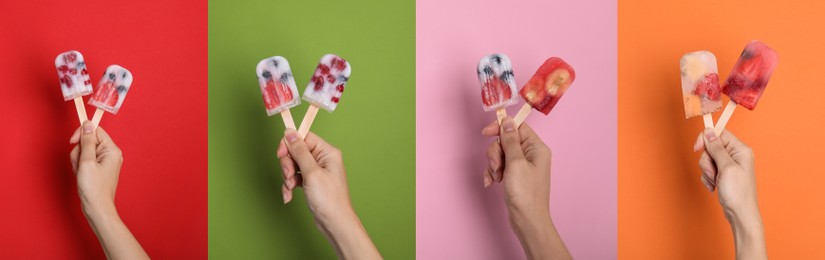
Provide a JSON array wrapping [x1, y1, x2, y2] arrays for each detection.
[[692, 129, 766, 260], [88, 65, 133, 128], [680, 51, 722, 128], [56, 51, 94, 125], [480, 118, 571, 260], [297, 54, 351, 138], [477, 54, 518, 124], [257, 56, 301, 130], [714, 41, 778, 135], [276, 130, 381, 259], [69, 122, 149, 259], [514, 57, 576, 127]]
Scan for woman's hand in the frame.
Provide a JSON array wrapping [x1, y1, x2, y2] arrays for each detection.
[[69, 121, 148, 259], [694, 128, 766, 260], [481, 117, 571, 260], [277, 129, 381, 260]]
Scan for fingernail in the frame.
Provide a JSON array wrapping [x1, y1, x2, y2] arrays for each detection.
[[704, 128, 717, 142], [704, 182, 713, 192], [483, 175, 492, 188], [285, 130, 299, 143], [282, 166, 289, 174], [489, 160, 497, 171], [502, 119, 515, 132], [282, 190, 290, 204], [82, 122, 94, 134], [286, 177, 294, 188]]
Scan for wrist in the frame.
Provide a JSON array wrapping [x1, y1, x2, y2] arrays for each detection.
[[82, 199, 118, 223]]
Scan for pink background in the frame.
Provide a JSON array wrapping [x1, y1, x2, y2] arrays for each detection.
[[416, 0, 617, 259]]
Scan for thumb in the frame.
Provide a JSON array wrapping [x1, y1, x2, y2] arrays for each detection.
[[283, 129, 320, 173], [499, 117, 526, 164], [702, 128, 736, 172], [79, 121, 98, 164]]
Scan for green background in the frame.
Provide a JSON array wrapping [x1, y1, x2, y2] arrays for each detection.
[[208, 0, 415, 258]]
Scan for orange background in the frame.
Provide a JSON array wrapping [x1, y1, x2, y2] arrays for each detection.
[[619, 0, 825, 258]]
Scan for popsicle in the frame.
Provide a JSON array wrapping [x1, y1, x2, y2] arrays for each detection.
[[256, 56, 301, 130], [513, 57, 576, 127], [477, 54, 518, 124], [88, 65, 133, 127], [680, 51, 722, 128], [55, 50, 93, 124], [297, 54, 351, 138], [714, 41, 778, 135]]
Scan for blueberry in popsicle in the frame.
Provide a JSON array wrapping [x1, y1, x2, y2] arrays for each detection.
[[88, 65, 133, 128], [297, 54, 351, 138], [680, 51, 722, 128], [477, 54, 518, 124], [55, 50, 93, 125], [256, 56, 301, 130], [513, 57, 576, 127], [714, 40, 778, 135]]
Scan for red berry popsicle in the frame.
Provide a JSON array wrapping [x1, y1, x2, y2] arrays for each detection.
[[55, 50, 93, 125], [477, 54, 518, 124], [513, 57, 576, 127], [714, 40, 778, 134], [256, 56, 301, 130], [680, 51, 722, 128], [297, 54, 351, 138], [88, 65, 133, 128]]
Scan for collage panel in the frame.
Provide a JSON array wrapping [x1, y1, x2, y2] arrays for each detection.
[[208, 0, 416, 258]]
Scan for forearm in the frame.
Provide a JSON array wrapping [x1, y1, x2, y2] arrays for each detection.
[[508, 207, 571, 260], [317, 208, 381, 260], [83, 202, 149, 260], [727, 206, 767, 260]]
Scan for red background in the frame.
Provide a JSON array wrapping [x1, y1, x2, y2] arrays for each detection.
[[0, 0, 207, 258]]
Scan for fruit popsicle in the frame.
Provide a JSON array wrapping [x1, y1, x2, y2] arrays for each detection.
[[513, 57, 576, 127], [297, 54, 351, 138], [256, 56, 301, 130], [680, 51, 722, 128], [477, 54, 518, 123], [714, 40, 778, 135], [88, 65, 133, 128], [55, 50, 93, 125]]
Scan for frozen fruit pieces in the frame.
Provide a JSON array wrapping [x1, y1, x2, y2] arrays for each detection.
[[88, 65, 133, 114], [519, 57, 575, 115], [723, 40, 778, 110], [257, 56, 301, 116], [477, 54, 517, 111], [303, 54, 350, 112], [680, 51, 722, 118], [55, 50, 93, 101]]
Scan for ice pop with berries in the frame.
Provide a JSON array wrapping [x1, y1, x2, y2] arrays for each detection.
[[88, 65, 133, 127], [256, 56, 301, 130], [297, 54, 351, 138], [55, 50, 93, 124], [714, 41, 778, 135], [478, 54, 518, 124], [680, 51, 722, 128], [513, 57, 576, 127]]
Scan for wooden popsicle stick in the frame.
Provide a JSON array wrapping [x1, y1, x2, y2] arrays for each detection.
[[91, 108, 104, 129], [280, 109, 297, 130], [702, 113, 714, 129], [297, 105, 320, 139], [73, 97, 88, 125], [513, 103, 532, 127], [495, 108, 507, 124], [714, 101, 737, 135]]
